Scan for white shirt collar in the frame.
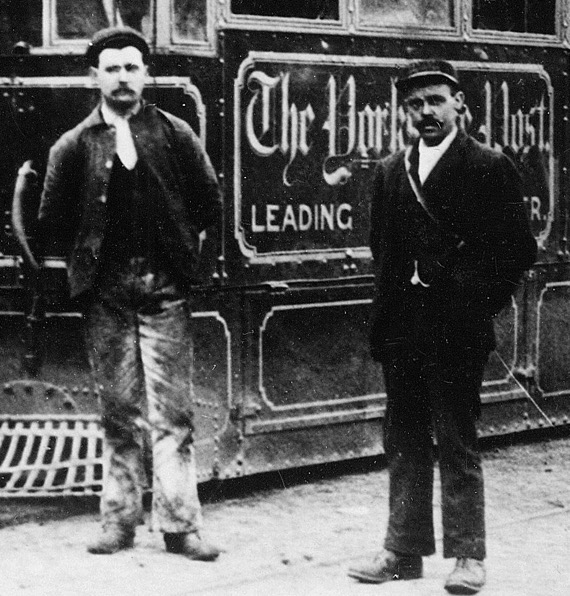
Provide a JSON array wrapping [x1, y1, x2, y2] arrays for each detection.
[[417, 126, 458, 184]]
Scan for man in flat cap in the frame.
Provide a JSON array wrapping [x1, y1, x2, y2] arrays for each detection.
[[348, 60, 536, 593], [38, 26, 222, 560]]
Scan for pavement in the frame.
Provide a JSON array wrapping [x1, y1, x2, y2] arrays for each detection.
[[0, 436, 569, 596]]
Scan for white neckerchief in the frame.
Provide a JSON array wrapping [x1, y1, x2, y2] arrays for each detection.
[[101, 102, 138, 170], [417, 126, 457, 184]]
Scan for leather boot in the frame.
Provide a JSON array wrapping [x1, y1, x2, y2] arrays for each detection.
[[87, 524, 135, 554], [445, 558, 486, 594], [348, 549, 423, 584], [164, 532, 221, 561]]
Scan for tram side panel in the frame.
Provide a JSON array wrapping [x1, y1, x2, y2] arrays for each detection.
[[221, 29, 570, 476], [2, 29, 570, 486], [0, 56, 244, 484], [531, 50, 570, 425], [0, 80, 97, 412], [220, 31, 387, 474]]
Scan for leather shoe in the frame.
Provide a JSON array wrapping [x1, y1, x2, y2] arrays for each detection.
[[348, 549, 423, 584], [164, 532, 221, 561], [87, 524, 135, 554], [445, 558, 486, 594]]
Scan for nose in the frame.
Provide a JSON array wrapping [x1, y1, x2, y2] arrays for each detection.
[[118, 67, 129, 82], [421, 101, 434, 116]]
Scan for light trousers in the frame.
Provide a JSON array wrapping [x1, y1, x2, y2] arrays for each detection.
[[84, 258, 202, 533]]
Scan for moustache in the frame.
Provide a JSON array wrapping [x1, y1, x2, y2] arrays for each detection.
[[112, 87, 135, 95], [417, 118, 442, 131]]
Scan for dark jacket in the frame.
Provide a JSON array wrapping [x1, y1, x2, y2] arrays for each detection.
[[369, 129, 537, 361], [38, 102, 222, 297]]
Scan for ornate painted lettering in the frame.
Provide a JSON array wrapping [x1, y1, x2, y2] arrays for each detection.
[[245, 68, 550, 184], [478, 81, 548, 153], [245, 70, 316, 186]]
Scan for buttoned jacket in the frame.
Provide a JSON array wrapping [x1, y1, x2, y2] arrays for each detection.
[[369, 129, 537, 360], [38, 102, 222, 297]]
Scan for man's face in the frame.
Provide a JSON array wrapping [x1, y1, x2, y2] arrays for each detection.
[[404, 83, 464, 146], [91, 46, 147, 114]]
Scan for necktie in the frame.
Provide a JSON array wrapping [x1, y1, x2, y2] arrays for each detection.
[[115, 117, 137, 170]]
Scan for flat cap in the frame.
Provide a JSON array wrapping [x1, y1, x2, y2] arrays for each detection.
[[395, 59, 460, 95], [86, 26, 150, 66]]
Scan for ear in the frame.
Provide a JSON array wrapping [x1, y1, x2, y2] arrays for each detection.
[[89, 66, 99, 84], [454, 90, 465, 113]]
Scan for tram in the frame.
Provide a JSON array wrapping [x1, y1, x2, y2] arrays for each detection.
[[0, 0, 568, 496]]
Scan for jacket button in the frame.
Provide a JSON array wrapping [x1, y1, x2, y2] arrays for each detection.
[[105, 160, 113, 169]]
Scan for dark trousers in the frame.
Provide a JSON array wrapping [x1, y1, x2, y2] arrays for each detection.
[[382, 346, 488, 560]]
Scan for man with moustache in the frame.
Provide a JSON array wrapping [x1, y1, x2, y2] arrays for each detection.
[[38, 27, 222, 560], [348, 60, 536, 593]]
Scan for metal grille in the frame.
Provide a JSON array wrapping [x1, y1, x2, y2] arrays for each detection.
[[0, 415, 103, 497]]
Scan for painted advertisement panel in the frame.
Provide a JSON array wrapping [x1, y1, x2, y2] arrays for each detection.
[[234, 54, 553, 264]]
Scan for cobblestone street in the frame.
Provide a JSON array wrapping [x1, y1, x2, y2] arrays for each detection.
[[1, 435, 569, 596]]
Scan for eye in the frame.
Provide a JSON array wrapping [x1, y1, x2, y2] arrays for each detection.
[[407, 99, 423, 111], [427, 96, 445, 106]]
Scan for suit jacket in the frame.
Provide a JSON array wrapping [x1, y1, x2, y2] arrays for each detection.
[[38, 102, 222, 298], [369, 129, 537, 361]]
